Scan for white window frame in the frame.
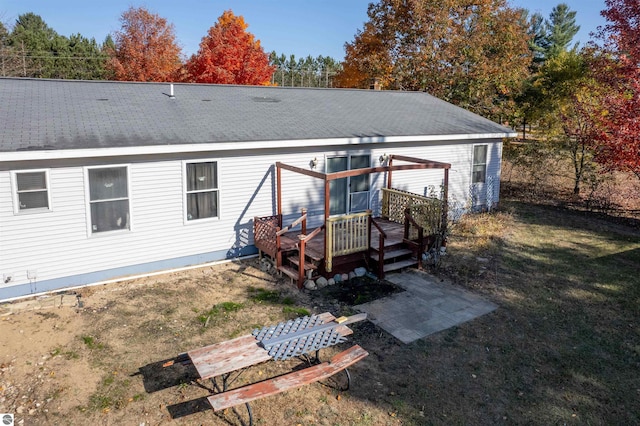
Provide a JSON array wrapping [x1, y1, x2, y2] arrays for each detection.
[[472, 144, 488, 184], [10, 169, 52, 214], [182, 160, 221, 224], [84, 164, 132, 236]]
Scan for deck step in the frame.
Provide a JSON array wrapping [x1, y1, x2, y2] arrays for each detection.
[[370, 248, 413, 260], [382, 258, 418, 273], [288, 256, 318, 270], [277, 265, 299, 281], [279, 235, 298, 251]]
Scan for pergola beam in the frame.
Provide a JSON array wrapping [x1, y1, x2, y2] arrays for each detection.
[[275, 154, 451, 227]]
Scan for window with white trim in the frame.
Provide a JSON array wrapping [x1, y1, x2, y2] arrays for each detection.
[[472, 145, 488, 184], [87, 166, 130, 233], [12, 170, 51, 213], [185, 161, 219, 221]]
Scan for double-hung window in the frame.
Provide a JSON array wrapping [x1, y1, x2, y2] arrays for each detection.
[[472, 145, 488, 184], [87, 166, 130, 233], [185, 161, 219, 221], [11, 170, 51, 213]]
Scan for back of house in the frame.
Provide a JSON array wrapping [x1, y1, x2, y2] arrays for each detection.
[[0, 77, 514, 300]]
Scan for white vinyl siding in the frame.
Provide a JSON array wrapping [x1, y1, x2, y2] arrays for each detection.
[[0, 139, 502, 291], [10, 169, 51, 214]]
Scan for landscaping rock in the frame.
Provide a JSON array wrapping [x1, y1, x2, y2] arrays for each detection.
[[327, 278, 335, 286], [304, 280, 317, 290], [316, 276, 328, 288], [348, 271, 356, 280], [341, 273, 349, 282], [333, 274, 342, 283], [354, 267, 367, 277]]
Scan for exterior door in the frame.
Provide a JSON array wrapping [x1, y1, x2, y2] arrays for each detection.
[[327, 155, 370, 215]]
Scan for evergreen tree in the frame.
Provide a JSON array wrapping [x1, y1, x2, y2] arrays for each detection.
[[529, 3, 580, 63], [545, 3, 580, 58], [268, 52, 341, 87], [8, 13, 59, 77]]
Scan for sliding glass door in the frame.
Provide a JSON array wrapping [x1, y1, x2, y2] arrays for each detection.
[[327, 155, 370, 215]]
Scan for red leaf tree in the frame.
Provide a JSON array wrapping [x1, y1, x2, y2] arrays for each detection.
[[186, 10, 274, 85], [107, 7, 183, 82], [591, 0, 640, 179]]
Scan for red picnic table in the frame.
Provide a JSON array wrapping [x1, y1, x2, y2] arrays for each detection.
[[167, 312, 368, 425]]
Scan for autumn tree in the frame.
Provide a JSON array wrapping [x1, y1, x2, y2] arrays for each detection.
[[186, 10, 274, 85], [335, 0, 532, 120], [590, 0, 640, 180], [107, 7, 182, 82], [537, 50, 603, 194]]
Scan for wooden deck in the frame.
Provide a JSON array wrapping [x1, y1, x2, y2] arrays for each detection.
[[280, 217, 405, 260]]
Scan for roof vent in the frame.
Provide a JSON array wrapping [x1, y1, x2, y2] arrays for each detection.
[[252, 96, 280, 103], [169, 83, 175, 99]]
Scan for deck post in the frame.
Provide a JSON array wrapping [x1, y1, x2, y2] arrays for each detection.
[[324, 178, 330, 266], [366, 209, 372, 260], [387, 155, 393, 189], [442, 168, 449, 242], [276, 163, 282, 217], [301, 208, 307, 235], [298, 236, 305, 289]]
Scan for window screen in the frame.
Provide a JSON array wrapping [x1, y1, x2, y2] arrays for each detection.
[[88, 167, 130, 232], [15, 171, 49, 211], [185, 162, 219, 220]]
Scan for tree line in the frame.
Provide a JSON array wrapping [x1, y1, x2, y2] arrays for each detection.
[[0, 9, 283, 85]]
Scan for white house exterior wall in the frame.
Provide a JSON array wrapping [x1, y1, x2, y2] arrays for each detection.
[[0, 138, 502, 299]]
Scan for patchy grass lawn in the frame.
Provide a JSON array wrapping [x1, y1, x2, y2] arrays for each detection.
[[1, 200, 639, 425]]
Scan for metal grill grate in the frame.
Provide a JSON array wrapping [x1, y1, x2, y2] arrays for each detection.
[[252, 315, 347, 361]]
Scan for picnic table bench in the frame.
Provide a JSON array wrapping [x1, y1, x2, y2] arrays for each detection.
[[168, 312, 368, 425]]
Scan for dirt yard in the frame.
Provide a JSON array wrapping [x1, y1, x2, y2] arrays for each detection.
[[0, 259, 414, 426]]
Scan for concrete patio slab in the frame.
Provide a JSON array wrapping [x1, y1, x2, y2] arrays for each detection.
[[354, 269, 497, 344]]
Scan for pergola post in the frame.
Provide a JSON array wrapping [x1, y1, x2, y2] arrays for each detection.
[[442, 168, 449, 241], [276, 163, 282, 218], [324, 178, 330, 263]]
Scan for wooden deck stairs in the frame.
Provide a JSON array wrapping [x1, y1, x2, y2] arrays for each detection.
[[368, 216, 427, 278]]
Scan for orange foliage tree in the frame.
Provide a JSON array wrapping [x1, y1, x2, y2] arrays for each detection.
[[335, 0, 532, 120], [186, 10, 274, 85], [107, 7, 182, 82]]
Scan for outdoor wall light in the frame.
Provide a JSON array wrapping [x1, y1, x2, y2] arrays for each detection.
[[379, 153, 389, 164], [310, 157, 318, 169]]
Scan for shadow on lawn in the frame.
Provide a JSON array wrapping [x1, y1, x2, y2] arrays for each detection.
[[335, 201, 640, 425]]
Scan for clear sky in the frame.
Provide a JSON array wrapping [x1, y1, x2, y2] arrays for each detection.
[[0, 0, 608, 61]]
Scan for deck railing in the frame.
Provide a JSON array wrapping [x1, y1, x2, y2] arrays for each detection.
[[381, 188, 444, 239], [325, 211, 371, 272]]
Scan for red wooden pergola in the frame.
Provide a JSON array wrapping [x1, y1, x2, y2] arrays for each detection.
[[276, 154, 451, 224]]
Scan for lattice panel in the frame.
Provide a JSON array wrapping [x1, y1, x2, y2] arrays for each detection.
[[252, 315, 347, 361], [254, 215, 280, 257], [382, 188, 445, 240]]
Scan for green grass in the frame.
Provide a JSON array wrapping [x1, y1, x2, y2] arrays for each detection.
[[249, 287, 282, 303], [282, 306, 310, 318], [434, 200, 640, 424], [196, 301, 245, 324], [81, 335, 104, 350]]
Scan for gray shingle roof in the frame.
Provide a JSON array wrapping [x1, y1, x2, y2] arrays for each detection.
[[0, 78, 513, 153]]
